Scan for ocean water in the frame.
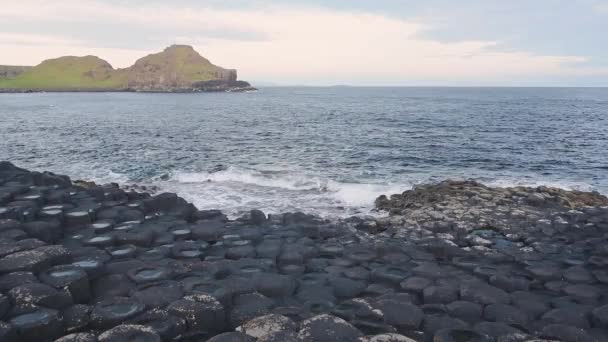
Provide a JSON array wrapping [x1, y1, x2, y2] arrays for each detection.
[[1, 87, 607, 218]]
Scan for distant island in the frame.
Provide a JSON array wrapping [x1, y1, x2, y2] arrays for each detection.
[[0, 45, 256, 93]]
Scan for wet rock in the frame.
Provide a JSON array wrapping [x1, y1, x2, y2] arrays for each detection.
[[0, 271, 38, 292], [92, 274, 136, 300], [167, 294, 226, 333], [433, 328, 492, 342], [10, 308, 64, 342], [62, 304, 91, 333], [374, 298, 423, 331], [129, 309, 187, 340], [22, 221, 62, 243], [90, 297, 146, 329], [446, 301, 483, 323], [0, 245, 70, 273], [460, 282, 510, 305], [400, 276, 432, 294], [133, 281, 183, 309], [98, 324, 161, 342], [591, 304, 608, 328], [253, 273, 297, 298], [329, 276, 367, 299], [229, 293, 275, 328], [483, 304, 528, 327], [297, 314, 364, 342], [473, 322, 522, 338], [39, 265, 91, 303], [542, 307, 591, 329], [0, 321, 17, 342], [423, 285, 459, 304], [540, 324, 596, 342]]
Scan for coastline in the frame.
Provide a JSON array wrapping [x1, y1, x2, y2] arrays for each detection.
[[0, 86, 258, 94], [1, 161, 608, 341]]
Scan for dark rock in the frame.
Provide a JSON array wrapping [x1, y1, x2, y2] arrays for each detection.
[[207, 332, 256, 342], [591, 304, 608, 328], [90, 297, 146, 329], [55, 333, 97, 342], [0, 245, 70, 273], [254, 273, 296, 298], [8, 282, 73, 310], [297, 314, 363, 342], [98, 324, 161, 342], [542, 307, 591, 329], [329, 276, 366, 298], [39, 265, 91, 303], [446, 301, 483, 323], [229, 292, 275, 328], [374, 298, 424, 331], [541, 324, 597, 342], [400, 276, 432, 294], [236, 314, 297, 340], [433, 328, 492, 342], [129, 309, 187, 340], [423, 285, 459, 304], [483, 304, 528, 326], [62, 304, 91, 333], [473, 322, 522, 337], [133, 281, 183, 309], [460, 281, 510, 305], [423, 315, 469, 336], [167, 294, 226, 333], [22, 221, 62, 243], [10, 308, 64, 342], [0, 271, 38, 292]]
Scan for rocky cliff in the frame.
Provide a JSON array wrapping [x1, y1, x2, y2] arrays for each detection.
[[0, 45, 252, 92]]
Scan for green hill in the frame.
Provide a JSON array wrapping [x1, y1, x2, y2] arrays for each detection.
[[0, 45, 243, 92]]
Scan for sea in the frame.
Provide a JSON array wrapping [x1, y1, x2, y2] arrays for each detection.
[[1, 87, 607, 218]]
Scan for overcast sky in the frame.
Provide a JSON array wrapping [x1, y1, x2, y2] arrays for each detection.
[[1, 0, 607, 86]]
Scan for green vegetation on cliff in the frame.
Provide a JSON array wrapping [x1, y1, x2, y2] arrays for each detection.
[[0, 45, 240, 91]]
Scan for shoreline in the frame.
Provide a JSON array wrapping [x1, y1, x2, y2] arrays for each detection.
[[1, 161, 608, 341]]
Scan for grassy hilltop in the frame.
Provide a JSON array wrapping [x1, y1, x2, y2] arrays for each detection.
[[0, 45, 241, 91]]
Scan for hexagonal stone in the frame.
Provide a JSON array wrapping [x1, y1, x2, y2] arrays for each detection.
[[229, 292, 275, 328], [297, 314, 363, 342], [90, 297, 146, 329], [207, 332, 256, 342], [445, 301, 483, 323], [129, 309, 187, 341], [8, 282, 73, 310], [400, 276, 432, 294], [0, 271, 38, 292], [55, 333, 97, 342], [167, 294, 226, 333], [564, 266, 595, 284], [374, 298, 423, 331], [0, 245, 70, 273], [473, 322, 522, 338], [98, 324, 161, 342], [483, 304, 528, 326], [460, 282, 510, 305], [236, 314, 297, 340], [542, 307, 591, 329], [433, 329, 492, 342], [133, 281, 184, 309], [10, 308, 64, 342], [359, 333, 418, 342], [591, 304, 608, 328], [39, 265, 90, 303], [423, 286, 459, 304], [541, 324, 596, 342], [562, 284, 602, 303]]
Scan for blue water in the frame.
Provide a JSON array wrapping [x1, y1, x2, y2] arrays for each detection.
[[1, 87, 607, 217]]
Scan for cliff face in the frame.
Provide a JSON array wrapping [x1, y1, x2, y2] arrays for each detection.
[[0, 45, 249, 92], [125, 45, 237, 91]]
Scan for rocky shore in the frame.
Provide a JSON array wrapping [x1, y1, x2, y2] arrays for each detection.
[[1, 162, 607, 342]]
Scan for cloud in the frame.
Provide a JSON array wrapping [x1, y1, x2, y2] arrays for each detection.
[[0, 0, 603, 84]]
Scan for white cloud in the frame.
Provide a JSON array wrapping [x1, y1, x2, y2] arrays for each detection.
[[0, 0, 602, 84]]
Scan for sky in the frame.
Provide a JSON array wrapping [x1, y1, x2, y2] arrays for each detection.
[[0, 0, 607, 86]]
